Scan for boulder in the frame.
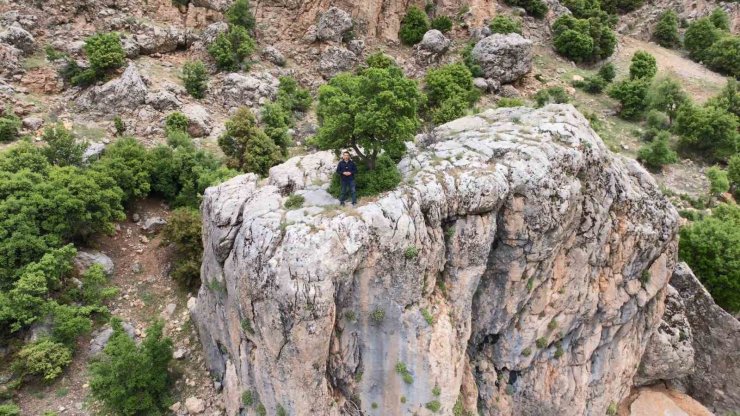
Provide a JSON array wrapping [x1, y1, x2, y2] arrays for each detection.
[[262, 46, 286, 66], [201, 22, 229, 45], [316, 7, 353, 42], [268, 150, 337, 193], [318, 46, 356, 79], [82, 142, 106, 163], [347, 39, 365, 56], [414, 29, 451, 64], [472, 33, 533, 83], [181, 103, 212, 138], [22, 116, 43, 130], [184, 397, 205, 414], [0, 23, 35, 54], [192, 105, 680, 416], [190, 0, 232, 11], [120, 36, 141, 59], [77, 64, 148, 112], [134, 25, 191, 55], [74, 250, 114, 276], [0, 43, 21, 77], [215, 71, 280, 110], [141, 216, 167, 234], [146, 90, 181, 111], [89, 322, 135, 355]]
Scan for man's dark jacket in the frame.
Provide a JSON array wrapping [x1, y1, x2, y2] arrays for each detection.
[[336, 159, 357, 182]]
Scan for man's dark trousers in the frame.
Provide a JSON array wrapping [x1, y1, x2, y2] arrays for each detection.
[[340, 179, 356, 205]]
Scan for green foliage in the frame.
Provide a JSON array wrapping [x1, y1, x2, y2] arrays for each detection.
[[365, 52, 397, 69], [535, 337, 548, 348], [208, 26, 256, 71], [638, 131, 678, 170], [89, 319, 173, 416], [606, 402, 618, 416], [648, 77, 688, 123], [425, 400, 442, 412], [284, 194, 305, 209], [315, 65, 422, 170], [256, 404, 266, 416], [706, 166, 730, 194], [0, 404, 21, 416], [608, 77, 651, 120], [93, 138, 152, 201], [370, 308, 385, 324], [260, 102, 291, 152], [497, 97, 526, 108], [12, 339, 72, 381], [181, 60, 208, 99], [707, 78, 739, 118], [424, 63, 479, 124], [679, 203, 740, 312], [328, 154, 402, 198], [574, 75, 608, 93], [276, 405, 287, 416], [598, 63, 616, 82], [728, 154, 740, 196], [642, 109, 670, 140], [226, 0, 256, 30], [654, 10, 679, 47], [114, 116, 125, 136], [684, 18, 722, 62], [421, 308, 434, 325], [461, 43, 484, 78], [629, 50, 657, 80], [395, 361, 414, 384], [601, 0, 644, 14], [706, 35, 740, 78], [503, 0, 548, 18], [675, 103, 739, 162], [709, 7, 730, 31], [534, 86, 570, 107], [162, 208, 203, 287], [404, 246, 419, 259], [0, 109, 21, 142], [71, 32, 125, 86], [165, 112, 190, 135], [242, 390, 254, 407], [399, 6, 430, 45], [41, 125, 85, 167], [521, 347, 532, 357], [552, 15, 616, 62], [430, 16, 453, 33], [276, 76, 312, 113], [218, 107, 282, 175], [489, 15, 521, 34]]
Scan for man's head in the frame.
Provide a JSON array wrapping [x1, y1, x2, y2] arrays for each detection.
[[342, 151, 350, 161]]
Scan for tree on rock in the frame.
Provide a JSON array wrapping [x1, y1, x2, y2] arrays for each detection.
[[218, 107, 282, 176]]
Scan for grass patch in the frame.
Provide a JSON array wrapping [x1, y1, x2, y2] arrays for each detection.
[[404, 246, 419, 259], [421, 308, 434, 325], [395, 361, 414, 384], [284, 194, 305, 210]]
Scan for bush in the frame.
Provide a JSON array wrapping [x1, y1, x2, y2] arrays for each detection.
[[554, 28, 594, 62], [598, 63, 616, 82], [461, 43, 484, 78], [637, 131, 677, 170], [706, 35, 740, 78], [181, 61, 208, 99], [707, 78, 739, 118], [276, 76, 312, 113], [399, 6, 430, 45], [552, 15, 616, 62], [648, 77, 688, 124], [42, 124, 86, 167], [430, 16, 453, 33], [706, 166, 730, 194], [675, 103, 739, 162], [0, 109, 21, 142], [225, 0, 256, 30], [489, 15, 521, 34], [574, 75, 608, 93], [0, 404, 20, 416], [728, 154, 740, 196], [260, 102, 291, 152], [208, 26, 256, 71], [284, 194, 305, 209], [629, 50, 657, 80], [365, 52, 397, 69], [165, 112, 190, 135], [89, 319, 173, 416], [497, 97, 526, 107], [653, 10, 679, 47], [608, 78, 651, 120], [93, 138, 153, 202], [328, 154, 402, 198], [643, 109, 670, 140], [218, 107, 282, 175], [12, 340, 72, 381], [709, 7, 730, 31], [601, 0, 644, 14], [534, 87, 569, 106], [424, 63, 479, 124], [503, 0, 548, 19], [114, 116, 125, 136], [684, 18, 722, 62], [679, 203, 740, 313], [163, 208, 202, 287], [71, 32, 125, 86]]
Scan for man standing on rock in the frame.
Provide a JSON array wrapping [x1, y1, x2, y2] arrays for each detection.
[[336, 151, 357, 206]]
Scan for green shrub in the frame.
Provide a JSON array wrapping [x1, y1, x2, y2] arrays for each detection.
[[554, 28, 594, 62], [276, 405, 287, 416], [675, 103, 738, 162], [163, 208, 203, 287], [522, 347, 532, 357], [601, 0, 644, 14], [366, 52, 397, 69], [534, 86, 570, 107], [114, 116, 125, 136], [13, 340, 72, 381], [208, 26, 256, 71], [242, 390, 254, 406], [461, 43, 484, 78], [261, 102, 291, 153], [395, 362, 414, 384], [606, 402, 618, 416], [679, 203, 740, 313], [684, 18, 722, 62], [552, 15, 616, 62], [643, 110, 670, 140], [648, 77, 688, 124], [654, 10, 679, 47], [706, 166, 730, 194], [629, 50, 657, 80], [42, 124, 86, 167], [226, 0, 256, 30], [164, 112, 190, 135], [276, 76, 312, 113], [503, 0, 548, 18], [709, 7, 730, 31], [89, 319, 173, 416], [489, 15, 521, 34], [421, 308, 434, 325], [430, 16, 453, 33], [426, 400, 441, 412], [728, 154, 740, 196], [574, 75, 608, 93], [0, 403, 21, 416], [93, 137, 153, 202], [598, 63, 616, 82], [608, 78, 651, 120], [535, 337, 548, 348], [497, 97, 526, 108], [399, 6, 430, 45], [637, 131, 678, 170], [707, 78, 739, 118], [0, 109, 21, 142], [706, 35, 740, 78], [328, 154, 402, 198], [218, 107, 282, 175], [424, 63, 479, 124], [284, 194, 305, 209], [404, 246, 419, 259], [371, 308, 386, 324], [71, 32, 125, 86], [181, 60, 208, 99]]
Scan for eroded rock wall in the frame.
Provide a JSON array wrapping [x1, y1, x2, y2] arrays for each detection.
[[191, 105, 679, 416]]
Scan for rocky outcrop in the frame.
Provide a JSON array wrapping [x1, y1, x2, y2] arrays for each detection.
[[214, 71, 279, 110], [318, 45, 357, 79], [472, 33, 533, 84], [76, 63, 148, 112], [74, 249, 115, 276], [192, 105, 679, 416], [414, 29, 451, 65], [0, 23, 35, 55], [316, 6, 353, 42]]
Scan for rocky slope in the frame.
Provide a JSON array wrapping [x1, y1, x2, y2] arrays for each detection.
[[191, 104, 680, 415]]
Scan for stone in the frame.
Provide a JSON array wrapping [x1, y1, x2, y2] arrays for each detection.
[[0, 43, 21, 77], [0, 23, 35, 54], [629, 387, 713, 416], [185, 397, 205, 414], [89, 322, 135, 355], [174, 348, 187, 359], [134, 25, 190, 55], [22, 116, 43, 130], [262, 46, 286, 66], [162, 303, 177, 319], [82, 142, 106, 163], [201, 22, 229, 45], [77, 64, 148, 112], [316, 7, 353, 42], [181, 103, 212, 138], [146, 90, 181, 111], [318, 46, 356, 79], [141, 216, 167, 234], [499, 84, 521, 98], [472, 33, 533, 83], [74, 250, 115, 276], [216, 72, 279, 110], [192, 105, 679, 416], [302, 25, 318, 43], [414, 30, 451, 64], [121, 36, 141, 59], [347, 39, 365, 56]]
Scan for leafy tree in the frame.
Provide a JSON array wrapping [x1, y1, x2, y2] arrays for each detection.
[[315, 65, 423, 170], [218, 107, 282, 175], [706, 35, 740, 77], [41, 124, 86, 167], [181, 61, 208, 99], [208, 26, 255, 71], [637, 131, 677, 170], [679, 203, 740, 313], [71, 32, 125, 86], [93, 138, 152, 202], [629, 50, 657, 80], [489, 16, 521, 34], [653, 10, 679, 47], [399, 6, 430, 45], [261, 102, 292, 152], [554, 28, 594, 62], [706, 166, 730, 194], [424, 63, 479, 124], [648, 77, 688, 124], [0, 109, 22, 142], [674, 103, 739, 161], [643, 109, 670, 140], [608, 78, 651, 120], [89, 319, 173, 416], [728, 154, 740, 197], [225, 0, 256, 31], [709, 7, 730, 31], [707, 78, 739, 117], [503, 0, 548, 18], [12, 339, 72, 381], [552, 15, 616, 62], [276, 76, 312, 113], [684, 18, 722, 61], [598, 62, 616, 82], [163, 208, 202, 287], [430, 16, 453, 33], [164, 112, 189, 135]]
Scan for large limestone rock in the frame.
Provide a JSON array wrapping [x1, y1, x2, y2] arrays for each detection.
[[0, 23, 35, 55], [318, 46, 357, 79], [74, 249, 114, 276], [316, 7, 353, 42], [214, 72, 279, 110], [76, 63, 148, 112], [414, 29, 451, 65], [472, 33, 533, 83], [192, 105, 679, 416]]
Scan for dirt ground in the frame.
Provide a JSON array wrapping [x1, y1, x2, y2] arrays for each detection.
[[13, 199, 219, 416]]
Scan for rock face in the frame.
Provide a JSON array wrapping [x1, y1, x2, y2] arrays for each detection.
[[192, 105, 679, 416], [472, 33, 533, 84], [77, 63, 148, 112], [0, 23, 35, 54], [318, 46, 357, 79], [316, 6, 353, 42], [74, 249, 115, 276], [215, 72, 279, 110], [414, 29, 451, 65]]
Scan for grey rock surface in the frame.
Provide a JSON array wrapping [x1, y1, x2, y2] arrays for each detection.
[[74, 249, 115, 276], [318, 46, 357, 79], [262, 46, 286, 66], [414, 29, 451, 64], [181, 103, 212, 138], [89, 322, 135, 355], [472, 33, 533, 83], [316, 7, 353, 42], [77, 63, 148, 112], [192, 105, 679, 416], [215, 71, 279, 110], [141, 216, 167, 234], [0, 23, 35, 54]]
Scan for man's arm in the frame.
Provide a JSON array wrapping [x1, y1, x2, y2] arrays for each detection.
[[336, 161, 342, 174], [350, 161, 358, 175]]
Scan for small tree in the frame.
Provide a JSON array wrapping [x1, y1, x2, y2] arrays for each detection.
[[629, 50, 657, 80], [399, 6, 430, 45], [218, 107, 282, 175], [181, 60, 208, 99], [554, 28, 594, 62], [424, 63, 479, 124], [0, 109, 21, 142], [489, 16, 522, 34], [648, 77, 688, 124], [728, 154, 740, 196], [226, 0, 256, 31], [707, 78, 739, 117], [12, 339, 72, 381], [608, 78, 651, 120], [208, 26, 256, 71], [653, 10, 679, 47], [276, 76, 312, 113], [42, 124, 86, 167], [71, 32, 125, 86], [164, 112, 190, 135], [637, 131, 678, 170], [709, 7, 730, 31], [430, 16, 453, 33], [163, 208, 202, 287], [598, 63, 616, 82], [675, 103, 739, 161], [684, 18, 722, 61], [261, 102, 292, 152], [706, 166, 730, 195], [706, 36, 740, 78], [552, 15, 616, 62]]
